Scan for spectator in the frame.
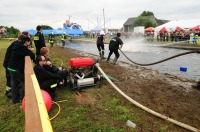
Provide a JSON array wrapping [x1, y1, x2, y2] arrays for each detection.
[[8, 36, 35, 104]]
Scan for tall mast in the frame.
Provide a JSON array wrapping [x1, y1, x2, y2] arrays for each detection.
[[103, 9, 106, 34]]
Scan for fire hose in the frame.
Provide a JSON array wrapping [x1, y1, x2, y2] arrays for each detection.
[[95, 63, 200, 132], [119, 49, 200, 66]]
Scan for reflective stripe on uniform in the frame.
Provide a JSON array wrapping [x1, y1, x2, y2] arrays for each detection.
[[61, 35, 65, 40], [6, 86, 11, 91], [7, 67, 17, 72], [34, 36, 39, 40], [50, 83, 57, 88]]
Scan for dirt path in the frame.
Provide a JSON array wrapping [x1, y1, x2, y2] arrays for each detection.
[[51, 46, 200, 131]]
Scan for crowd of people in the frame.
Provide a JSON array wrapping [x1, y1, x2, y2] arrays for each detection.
[[3, 25, 68, 104], [144, 30, 200, 44]]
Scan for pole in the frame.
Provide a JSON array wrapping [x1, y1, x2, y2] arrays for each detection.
[[103, 9, 106, 34], [67, 15, 72, 22]]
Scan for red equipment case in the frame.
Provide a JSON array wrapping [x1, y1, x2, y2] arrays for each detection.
[[70, 58, 94, 68]]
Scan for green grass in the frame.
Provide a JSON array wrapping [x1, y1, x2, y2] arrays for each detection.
[[0, 39, 174, 132]]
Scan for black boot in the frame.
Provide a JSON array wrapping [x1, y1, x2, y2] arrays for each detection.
[[5, 86, 12, 98], [99, 51, 102, 59], [192, 81, 200, 90], [102, 50, 105, 59], [113, 57, 117, 64]]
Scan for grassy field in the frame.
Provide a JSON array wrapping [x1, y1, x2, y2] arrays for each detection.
[[0, 39, 176, 132]]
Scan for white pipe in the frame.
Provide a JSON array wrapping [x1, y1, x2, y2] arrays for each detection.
[[95, 63, 200, 132]]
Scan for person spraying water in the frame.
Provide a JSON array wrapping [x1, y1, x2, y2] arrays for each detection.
[[107, 33, 124, 64]]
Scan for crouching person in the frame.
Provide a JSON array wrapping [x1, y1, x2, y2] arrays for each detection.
[[40, 47, 68, 85], [34, 55, 64, 101]]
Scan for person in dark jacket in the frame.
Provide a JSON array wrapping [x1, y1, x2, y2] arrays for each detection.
[[61, 32, 66, 47], [3, 32, 29, 98], [8, 36, 35, 104], [107, 33, 124, 64], [34, 55, 64, 100], [34, 25, 46, 55], [96, 31, 105, 59], [40, 47, 68, 82], [49, 32, 54, 47]]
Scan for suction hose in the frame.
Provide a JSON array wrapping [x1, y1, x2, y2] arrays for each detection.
[[119, 49, 200, 66], [95, 63, 200, 132]]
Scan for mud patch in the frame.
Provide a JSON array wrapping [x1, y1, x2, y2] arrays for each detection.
[[75, 92, 96, 106]]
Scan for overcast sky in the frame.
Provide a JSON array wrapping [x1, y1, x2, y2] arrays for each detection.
[[1, 0, 200, 31]]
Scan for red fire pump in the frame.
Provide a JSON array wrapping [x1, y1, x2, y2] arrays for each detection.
[[68, 57, 102, 90]]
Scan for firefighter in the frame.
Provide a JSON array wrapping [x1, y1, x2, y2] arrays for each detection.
[[96, 30, 105, 59], [8, 36, 35, 104], [34, 55, 64, 101], [40, 47, 68, 84], [49, 32, 54, 47], [3, 32, 30, 98], [34, 25, 46, 55], [61, 32, 66, 47], [107, 33, 124, 64]]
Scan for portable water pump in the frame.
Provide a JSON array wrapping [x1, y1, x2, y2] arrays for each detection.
[[68, 57, 102, 90]]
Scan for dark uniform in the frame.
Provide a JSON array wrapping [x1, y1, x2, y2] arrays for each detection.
[[3, 40, 20, 97], [34, 64, 63, 98], [8, 39, 35, 104], [96, 34, 105, 59], [107, 36, 123, 64], [49, 33, 54, 47], [44, 57, 68, 83], [34, 31, 46, 55], [61, 33, 66, 47]]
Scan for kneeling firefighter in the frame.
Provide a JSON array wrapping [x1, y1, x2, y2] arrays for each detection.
[[96, 31, 105, 59]]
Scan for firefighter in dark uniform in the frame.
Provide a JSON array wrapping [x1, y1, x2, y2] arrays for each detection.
[[34, 55, 64, 100], [49, 32, 54, 47], [8, 36, 35, 104], [97, 31, 105, 59], [34, 25, 46, 55], [107, 33, 124, 64], [61, 32, 66, 47]]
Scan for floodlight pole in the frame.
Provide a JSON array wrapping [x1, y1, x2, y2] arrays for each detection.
[[67, 15, 72, 22], [103, 9, 106, 34]]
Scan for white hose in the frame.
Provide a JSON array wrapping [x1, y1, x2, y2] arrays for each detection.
[[95, 63, 200, 132]]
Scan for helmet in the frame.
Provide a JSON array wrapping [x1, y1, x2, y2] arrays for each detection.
[[100, 30, 105, 35], [63, 32, 66, 34], [51, 32, 54, 34]]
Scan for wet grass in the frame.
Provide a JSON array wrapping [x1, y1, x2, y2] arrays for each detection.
[[0, 39, 176, 132]]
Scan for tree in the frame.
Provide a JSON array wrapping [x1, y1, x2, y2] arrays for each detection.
[[0, 26, 20, 38], [133, 16, 157, 28], [41, 25, 53, 30], [140, 11, 154, 16]]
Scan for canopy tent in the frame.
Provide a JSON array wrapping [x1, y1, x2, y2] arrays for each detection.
[[145, 27, 154, 32], [154, 19, 200, 37], [190, 25, 200, 31], [25, 29, 83, 36], [159, 27, 168, 32], [175, 26, 184, 31], [91, 26, 102, 33]]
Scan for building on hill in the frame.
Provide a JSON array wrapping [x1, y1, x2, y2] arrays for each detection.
[[123, 16, 169, 32]]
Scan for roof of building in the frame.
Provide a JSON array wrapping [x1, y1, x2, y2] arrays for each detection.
[[123, 17, 136, 26], [123, 16, 169, 26]]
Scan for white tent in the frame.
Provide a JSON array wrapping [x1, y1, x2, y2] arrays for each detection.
[[91, 26, 102, 33], [154, 19, 200, 33]]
